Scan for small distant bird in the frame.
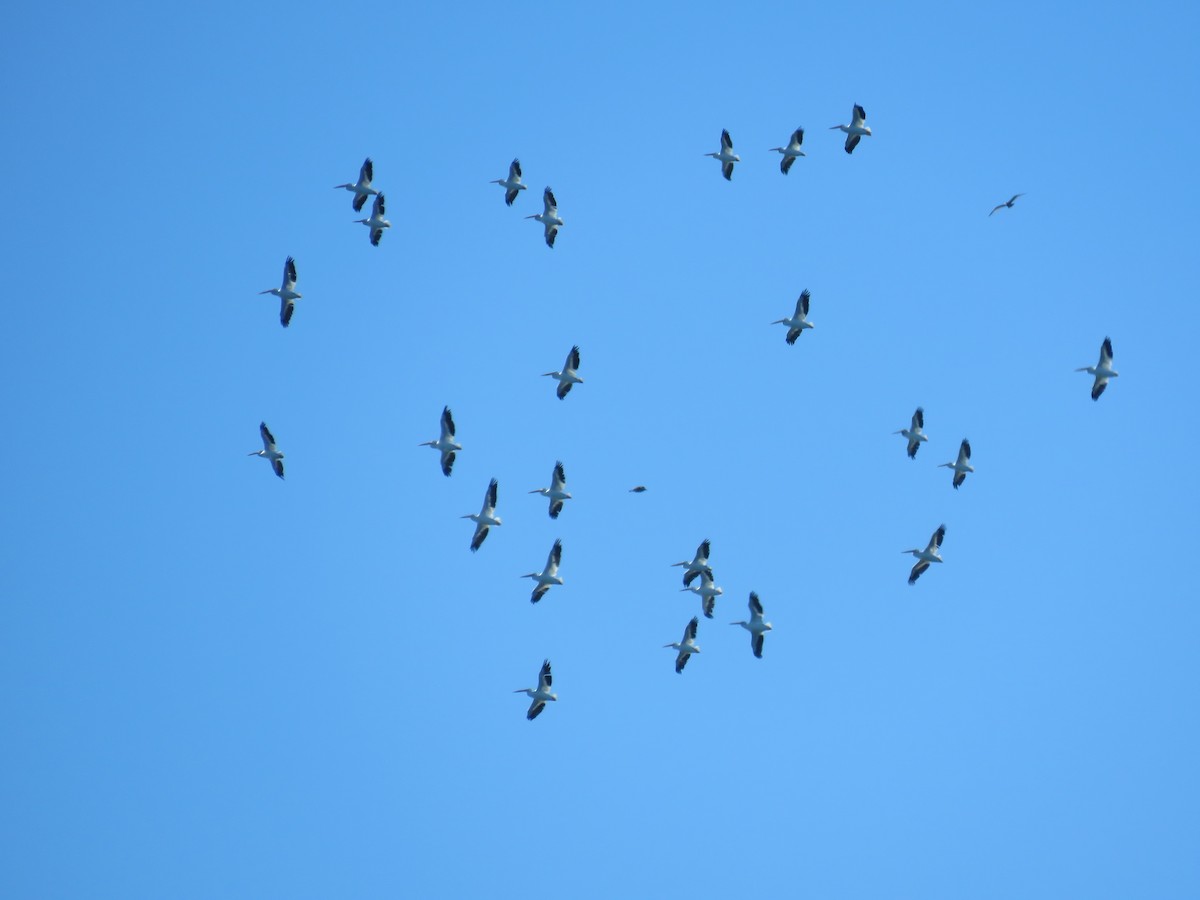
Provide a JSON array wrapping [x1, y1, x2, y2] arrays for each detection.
[[771, 289, 815, 344], [491, 158, 527, 206], [248, 422, 285, 480], [705, 129, 740, 180], [894, 407, 929, 459], [989, 193, 1025, 216], [354, 192, 390, 246], [522, 539, 563, 604], [543, 345, 583, 399], [731, 591, 773, 658], [903, 524, 946, 585], [629, 485, 647, 493], [831, 104, 871, 154], [259, 256, 301, 328], [462, 478, 501, 552], [770, 127, 806, 174], [664, 617, 701, 673], [939, 439, 974, 490], [1076, 337, 1118, 401], [526, 187, 563, 248], [334, 157, 378, 213], [681, 570, 723, 619], [418, 406, 461, 477], [671, 539, 712, 588], [514, 659, 557, 720], [530, 460, 572, 519]]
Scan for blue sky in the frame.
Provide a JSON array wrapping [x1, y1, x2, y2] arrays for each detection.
[[2, 1, 1199, 897]]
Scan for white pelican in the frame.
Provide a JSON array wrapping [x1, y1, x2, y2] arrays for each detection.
[[989, 193, 1025, 216], [462, 478, 501, 552], [418, 406, 460, 477], [543, 345, 583, 399], [831, 104, 871, 154], [491, 158, 527, 206], [529, 460, 571, 519], [248, 421, 284, 480], [334, 157, 378, 212], [903, 524, 946, 585], [894, 407, 928, 459], [939, 439, 974, 490], [629, 485, 647, 493], [514, 659, 557, 720], [664, 617, 701, 673], [354, 192, 390, 246], [731, 591, 773, 658], [259, 256, 301, 328], [671, 539, 712, 588], [526, 187, 563, 248], [770, 127, 806, 174], [1076, 337, 1118, 401], [705, 129, 740, 181], [681, 570, 723, 619], [771, 289, 815, 344], [522, 539, 563, 604]]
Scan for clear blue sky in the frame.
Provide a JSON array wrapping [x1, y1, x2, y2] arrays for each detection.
[[2, 1, 1199, 897]]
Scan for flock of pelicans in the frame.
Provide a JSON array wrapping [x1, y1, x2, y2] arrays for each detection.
[[247, 106, 1121, 721]]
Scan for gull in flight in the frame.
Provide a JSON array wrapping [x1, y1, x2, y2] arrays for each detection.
[[681, 570, 723, 619], [903, 524, 946, 585], [770, 127, 806, 174], [522, 539, 563, 604], [248, 422, 285, 480], [831, 104, 871, 154], [772, 288, 815, 344], [354, 192, 390, 246], [664, 617, 701, 673], [1076, 337, 1118, 401], [526, 187, 563, 247], [894, 407, 928, 459], [334, 157, 378, 212], [462, 478, 501, 552], [259, 256, 301, 328], [529, 461, 572, 519], [939, 439, 974, 490], [491, 158, 527, 206], [514, 659, 556, 720], [543, 345, 583, 399], [989, 193, 1025, 216], [731, 591, 773, 658], [705, 129, 740, 180], [671, 539, 712, 588], [418, 406, 460, 477]]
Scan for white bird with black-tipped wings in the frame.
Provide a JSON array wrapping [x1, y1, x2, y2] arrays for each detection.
[[671, 539, 712, 587], [731, 592, 773, 658], [491, 158, 527, 206], [526, 187, 563, 247], [354, 192, 390, 246], [462, 478, 501, 552], [894, 407, 929, 459], [772, 289, 815, 344], [543, 345, 583, 399], [682, 570, 723, 619], [831, 104, 871, 154], [705, 129, 740, 180], [259, 256, 302, 328], [1076, 337, 1118, 401], [334, 157, 379, 212], [770, 127, 806, 174], [522, 539, 564, 604], [529, 461, 572, 519], [418, 406, 461, 477], [904, 524, 946, 585], [939, 439, 974, 490], [248, 422, 285, 480], [514, 660, 557, 720], [664, 617, 701, 673]]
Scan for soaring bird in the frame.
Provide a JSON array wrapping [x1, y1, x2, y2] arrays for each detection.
[[681, 570, 723, 619], [629, 485, 648, 493], [1076, 337, 1118, 401], [514, 659, 557, 720], [770, 127, 806, 174], [259, 256, 301, 328], [771, 289, 815, 344], [526, 187, 563, 247], [705, 129, 740, 180], [491, 158, 527, 206], [334, 157, 379, 212], [671, 539, 712, 588], [939, 439, 974, 490], [894, 407, 929, 459], [543, 345, 583, 399], [731, 591, 773, 658], [248, 422, 285, 480], [831, 104, 871, 154], [989, 193, 1025, 216], [664, 617, 701, 673], [529, 461, 572, 519], [522, 539, 563, 604], [904, 524, 946, 585], [418, 406, 461, 477], [462, 478, 501, 552], [354, 192, 390, 246]]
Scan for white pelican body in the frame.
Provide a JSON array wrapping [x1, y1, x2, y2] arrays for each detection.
[[671, 538, 712, 588], [731, 591, 773, 658], [664, 617, 701, 673], [770, 127, 806, 174], [1076, 337, 1118, 401], [418, 406, 461, 477], [894, 407, 929, 459], [904, 524, 946, 585], [354, 192, 391, 246], [529, 460, 572, 519], [259, 256, 301, 328], [772, 289, 815, 344], [334, 157, 378, 212], [514, 659, 557, 720], [462, 478, 501, 552], [831, 104, 871, 154], [989, 193, 1025, 216], [522, 539, 564, 604], [939, 439, 974, 490], [681, 570, 723, 619], [248, 421, 285, 480], [526, 187, 563, 247], [543, 345, 583, 399], [491, 158, 527, 206], [705, 129, 740, 180]]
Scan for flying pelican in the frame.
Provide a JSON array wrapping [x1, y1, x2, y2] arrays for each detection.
[[248, 421, 284, 480], [771, 289, 815, 344], [770, 127, 806, 174], [522, 539, 563, 604], [462, 478, 501, 552], [1076, 337, 1118, 401], [491, 158, 527, 206], [705, 129, 740, 180], [671, 539, 712, 588], [543, 345, 583, 399], [731, 591, 773, 658], [629, 485, 647, 493], [333, 157, 378, 212], [894, 407, 929, 459], [989, 193, 1025, 216], [259, 256, 301, 328], [831, 104, 871, 154], [529, 461, 572, 519], [354, 192, 390, 246], [514, 659, 557, 720], [664, 617, 701, 673], [418, 406, 460, 477], [939, 439, 974, 490], [681, 570, 723, 619], [903, 524, 946, 585], [526, 187, 563, 247]]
